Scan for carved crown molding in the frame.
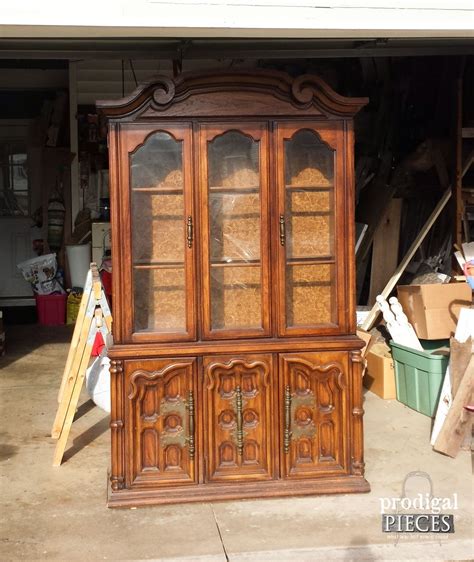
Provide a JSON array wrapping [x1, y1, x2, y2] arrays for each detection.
[[97, 70, 368, 119]]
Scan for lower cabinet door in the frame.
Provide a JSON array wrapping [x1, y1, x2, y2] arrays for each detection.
[[280, 352, 349, 478], [203, 354, 275, 482], [124, 358, 197, 487]]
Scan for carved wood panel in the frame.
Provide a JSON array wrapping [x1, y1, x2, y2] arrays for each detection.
[[204, 354, 274, 482], [280, 352, 349, 478], [124, 358, 197, 487]]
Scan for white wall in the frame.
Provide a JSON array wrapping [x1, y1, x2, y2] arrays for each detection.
[[75, 59, 257, 105], [76, 60, 172, 106], [1, 0, 473, 38]]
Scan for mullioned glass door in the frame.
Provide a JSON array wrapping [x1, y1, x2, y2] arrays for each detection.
[[122, 124, 196, 342], [199, 124, 271, 339], [276, 122, 346, 336]]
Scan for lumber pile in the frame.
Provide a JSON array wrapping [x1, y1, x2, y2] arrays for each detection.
[[431, 309, 473, 458]]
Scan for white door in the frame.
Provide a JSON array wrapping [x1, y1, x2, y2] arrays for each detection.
[[0, 120, 42, 303]]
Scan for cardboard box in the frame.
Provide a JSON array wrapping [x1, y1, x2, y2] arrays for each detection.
[[356, 328, 372, 357], [397, 283, 472, 340], [363, 343, 396, 399]]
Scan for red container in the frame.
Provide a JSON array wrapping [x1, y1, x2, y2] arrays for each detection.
[[35, 294, 67, 326]]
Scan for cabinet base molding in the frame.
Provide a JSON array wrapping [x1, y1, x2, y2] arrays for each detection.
[[107, 475, 370, 508]]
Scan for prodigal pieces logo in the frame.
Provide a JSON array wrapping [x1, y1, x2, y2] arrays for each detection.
[[380, 471, 457, 534]]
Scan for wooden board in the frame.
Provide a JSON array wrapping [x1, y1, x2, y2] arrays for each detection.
[[368, 198, 402, 305], [433, 354, 473, 458], [361, 189, 452, 331]]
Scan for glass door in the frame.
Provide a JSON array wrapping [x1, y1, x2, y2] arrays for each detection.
[[199, 124, 271, 339], [120, 124, 196, 342], [276, 122, 345, 336]]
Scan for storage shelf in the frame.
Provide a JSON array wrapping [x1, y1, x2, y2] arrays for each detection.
[[288, 210, 332, 217], [285, 184, 333, 190], [133, 262, 184, 270], [209, 186, 259, 193], [210, 259, 260, 267], [286, 257, 335, 265], [133, 186, 183, 193]]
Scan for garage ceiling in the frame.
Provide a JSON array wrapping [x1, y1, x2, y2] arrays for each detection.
[[0, 38, 473, 60]]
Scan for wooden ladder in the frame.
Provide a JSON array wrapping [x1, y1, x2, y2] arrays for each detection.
[[51, 263, 112, 467]]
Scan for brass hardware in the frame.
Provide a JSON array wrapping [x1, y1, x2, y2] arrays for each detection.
[[160, 396, 187, 448], [279, 214, 286, 246], [187, 390, 195, 459], [160, 396, 186, 418], [186, 216, 193, 248], [235, 386, 244, 456], [159, 393, 195, 456], [290, 392, 317, 441], [284, 385, 291, 453], [160, 428, 186, 449], [292, 392, 316, 410]]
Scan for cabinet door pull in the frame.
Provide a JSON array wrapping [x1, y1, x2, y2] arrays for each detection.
[[284, 385, 291, 454], [235, 386, 244, 456], [279, 214, 286, 246], [186, 216, 193, 248], [187, 389, 195, 459]]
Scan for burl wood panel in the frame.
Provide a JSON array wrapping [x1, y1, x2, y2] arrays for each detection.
[[210, 266, 262, 330], [280, 352, 349, 478], [285, 189, 334, 259], [133, 267, 186, 333], [209, 192, 261, 262], [285, 263, 335, 327], [204, 354, 274, 482], [132, 192, 185, 264], [124, 358, 197, 487]]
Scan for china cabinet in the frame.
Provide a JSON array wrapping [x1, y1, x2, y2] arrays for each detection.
[[97, 70, 370, 507]]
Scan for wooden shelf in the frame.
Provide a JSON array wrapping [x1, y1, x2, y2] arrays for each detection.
[[133, 186, 183, 193], [209, 186, 259, 193], [289, 210, 332, 217], [133, 262, 184, 270], [285, 184, 333, 190], [210, 259, 260, 267], [286, 257, 335, 265]]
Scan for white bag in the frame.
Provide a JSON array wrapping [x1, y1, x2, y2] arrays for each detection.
[[85, 351, 111, 413]]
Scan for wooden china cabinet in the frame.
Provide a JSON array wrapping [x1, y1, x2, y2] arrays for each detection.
[[97, 70, 370, 507]]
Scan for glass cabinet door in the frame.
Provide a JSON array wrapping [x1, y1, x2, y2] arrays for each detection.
[[199, 124, 271, 339], [123, 125, 195, 341], [276, 122, 345, 336]]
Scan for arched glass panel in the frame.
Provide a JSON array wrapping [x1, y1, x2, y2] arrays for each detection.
[[130, 132, 186, 333], [284, 130, 336, 327], [207, 131, 263, 331]]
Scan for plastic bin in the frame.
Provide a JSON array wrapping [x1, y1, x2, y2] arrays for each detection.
[[390, 340, 449, 417], [35, 294, 67, 326]]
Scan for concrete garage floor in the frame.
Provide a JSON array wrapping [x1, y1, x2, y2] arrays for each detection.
[[0, 325, 472, 561]]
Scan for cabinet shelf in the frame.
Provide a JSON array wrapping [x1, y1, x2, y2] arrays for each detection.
[[134, 262, 184, 270], [210, 259, 260, 267], [209, 186, 259, 193], [288, 210, 332, 217], [133, 186, 183, 193], [286, 257, 335, 265], [285, 184, 333, 190]]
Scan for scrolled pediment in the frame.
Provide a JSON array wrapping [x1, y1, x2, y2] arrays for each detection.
[[97, 69, 367, 120]]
